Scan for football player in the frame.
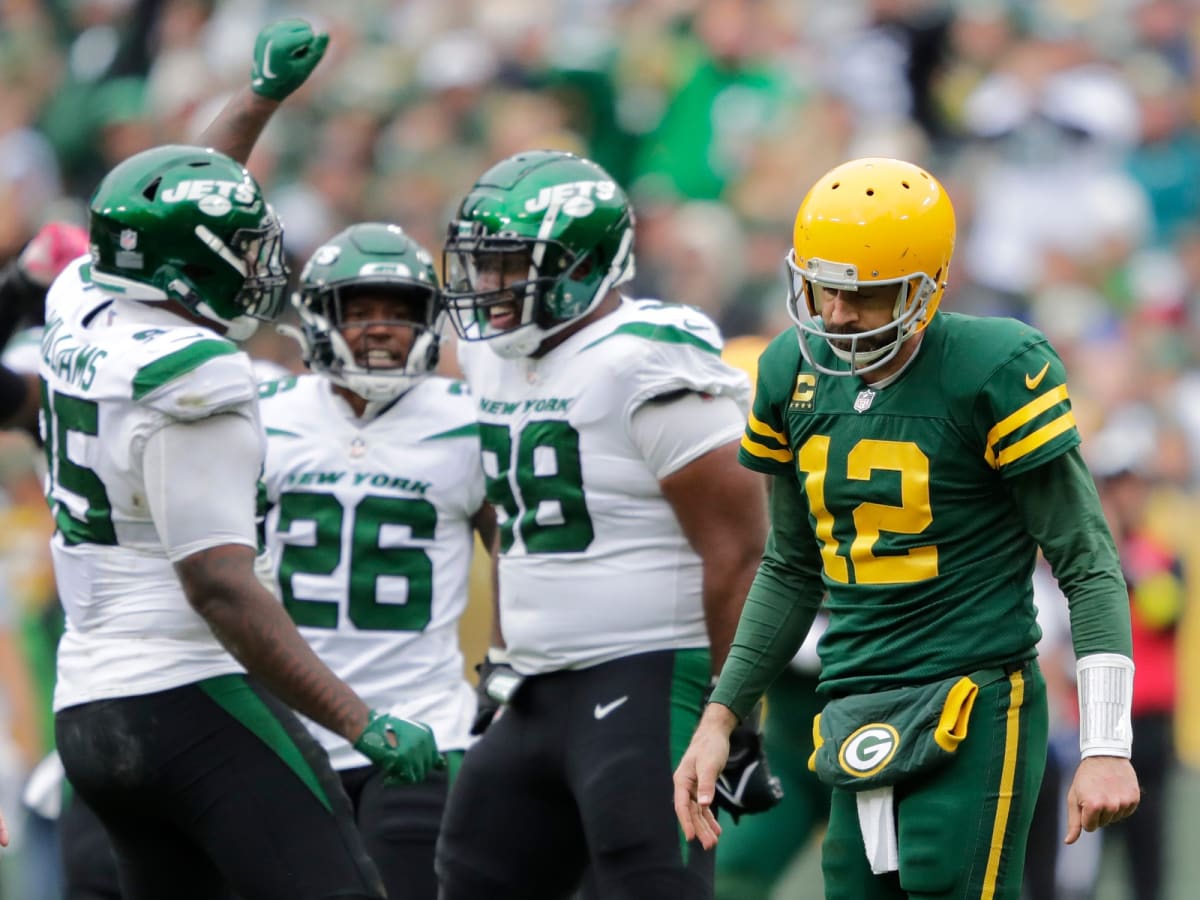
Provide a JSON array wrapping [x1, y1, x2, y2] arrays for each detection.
[[674, 157, 1141, 899], [434, 150, 770, 899], [43, 23, 440, 900], [259, 222, 495, 899]]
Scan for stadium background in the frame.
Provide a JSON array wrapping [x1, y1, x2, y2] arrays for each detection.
[[1, 0, 1199, 897]]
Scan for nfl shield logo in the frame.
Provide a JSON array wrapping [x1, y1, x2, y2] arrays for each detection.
[[119, 229, 138, 250], [854, 389, 876, 413]]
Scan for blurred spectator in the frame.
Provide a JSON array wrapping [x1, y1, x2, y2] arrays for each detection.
[[823, 0, 954, 145], [958, 43, 1150, 318], [0, 431, 61, 900], [632, 0, 796, 201], [1089, 420, 1187, 900], [1023, 558, 1103, 900]]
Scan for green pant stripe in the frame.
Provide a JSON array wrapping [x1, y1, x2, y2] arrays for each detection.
[[199, 674, 332, 813], [981, 670, 1024, 900], [444, 748, 466, 786], [668, 649, 711, 862]]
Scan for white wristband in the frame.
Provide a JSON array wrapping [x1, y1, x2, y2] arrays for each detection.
[[1076, 653, 1134, 759]]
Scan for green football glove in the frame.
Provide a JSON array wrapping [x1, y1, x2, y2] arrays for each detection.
[[250, 18, 329, 101], [353, 710, 443, 786]]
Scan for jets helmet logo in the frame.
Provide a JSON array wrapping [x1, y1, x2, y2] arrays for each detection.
[[838, 723, 899, 777], [359, 262, 415, 279], [524, 180, 617, 218], [160, 179, 258, 216]]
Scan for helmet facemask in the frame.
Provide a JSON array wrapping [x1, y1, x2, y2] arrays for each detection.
[[785, 251, 938, 377], [441, 150, 636, 360], [443, 222, 631, 359], [292, 282, 442, 402], [284, 222, 443, 402], [187, 217, 289, 339]]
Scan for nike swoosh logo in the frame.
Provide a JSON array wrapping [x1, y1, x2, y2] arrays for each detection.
[[593, 696, 629, 720], [261, 40, 277, 79], [716, 760, 760, 805], [1025, 361, 1050, 390]]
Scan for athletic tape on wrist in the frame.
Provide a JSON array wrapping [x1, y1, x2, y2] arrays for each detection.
[[1076, 653, 1134, 759]]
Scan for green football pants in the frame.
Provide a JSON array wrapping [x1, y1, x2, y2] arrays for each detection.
[[821, 660, 1048, 900]]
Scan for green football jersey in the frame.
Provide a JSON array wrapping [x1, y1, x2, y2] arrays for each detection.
[[739, 312, 1080, 694]]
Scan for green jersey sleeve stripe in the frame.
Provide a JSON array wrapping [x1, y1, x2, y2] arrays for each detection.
[[984, 384, 1073, 468], [993, 411, 1077, 469], [265, 427, 301, 438], [132, 340, 239, 401], [424, 423, 480, 441], [747, 411, 789, 447], [738, 447, 792, 475], [581, 322, 721, 355], [741, 431, 793, 463]]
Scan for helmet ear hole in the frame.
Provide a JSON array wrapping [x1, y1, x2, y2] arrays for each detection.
[[183, 263, 214, 280]]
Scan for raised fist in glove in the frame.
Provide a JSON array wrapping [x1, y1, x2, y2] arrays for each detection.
[[470, 648, 524, 736], [353, 710, 443, 786], [2, 222, 89, 328], [251, 18, 329, 101], [18, 222, 89, 289], [713, 701, 784, 823]]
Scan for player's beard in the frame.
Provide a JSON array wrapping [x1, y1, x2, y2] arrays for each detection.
[[827, 323, 899, 355]]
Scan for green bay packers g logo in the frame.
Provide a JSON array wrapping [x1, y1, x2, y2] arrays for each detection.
[[839, 723, 900, 777]]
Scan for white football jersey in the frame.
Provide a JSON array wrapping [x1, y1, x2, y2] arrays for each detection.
[[259, 373, 486, 768], [458, 297, 751, 675], [41, 260, 259, 711]]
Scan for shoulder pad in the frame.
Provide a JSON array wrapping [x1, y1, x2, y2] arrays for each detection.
[[404, 376, 481, 440], [132, 334, 256, 419], [580, 299, 724, 357]]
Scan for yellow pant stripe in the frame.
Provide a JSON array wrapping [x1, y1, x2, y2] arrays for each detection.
[[981, 670, 1025, 900]]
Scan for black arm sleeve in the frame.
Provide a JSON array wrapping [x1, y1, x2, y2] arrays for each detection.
[[710, 472, 825, 719], [0, 365, 29, 422], [0, 260, 45, 341], [1006, 446, 1132, 658], [0, 260, 47, 428]]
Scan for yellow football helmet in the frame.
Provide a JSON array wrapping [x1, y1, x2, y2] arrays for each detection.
[[786, 157, 956, 376]]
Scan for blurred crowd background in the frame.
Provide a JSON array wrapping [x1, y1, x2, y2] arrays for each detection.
[[1, 0, 1199, 897]]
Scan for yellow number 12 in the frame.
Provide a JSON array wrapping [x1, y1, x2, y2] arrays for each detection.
[[797, 436, 938, 585]]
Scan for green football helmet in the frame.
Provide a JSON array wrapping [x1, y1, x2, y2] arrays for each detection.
[[88, 145, 287, 340], [442, 150, 636, 358], [290, 223, 442, 401]]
